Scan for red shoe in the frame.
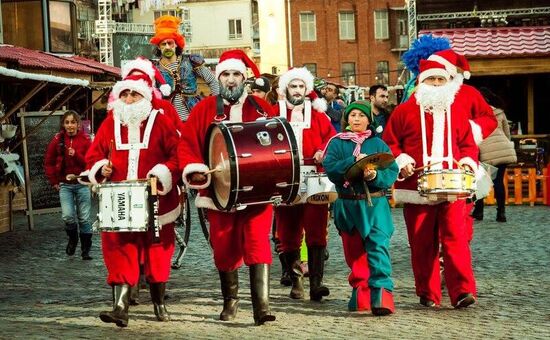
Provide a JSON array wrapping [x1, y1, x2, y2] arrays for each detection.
[[371, 288, 395, 316], [348, 286, 370, 312]]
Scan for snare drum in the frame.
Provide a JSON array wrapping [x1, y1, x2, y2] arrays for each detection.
[[305, 173, 337, 204], [206, 117, 300, 211], [417, 169, 476, 200], [97, 181, 150, 232]]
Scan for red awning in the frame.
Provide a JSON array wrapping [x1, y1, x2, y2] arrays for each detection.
[[0, 45, 120, 77], [420, 26, 550, 58]]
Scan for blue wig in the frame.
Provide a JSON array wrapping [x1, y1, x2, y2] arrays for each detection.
[[401, 34, 451, 77]]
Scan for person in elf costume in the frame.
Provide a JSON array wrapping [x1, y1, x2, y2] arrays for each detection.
[[323, 101, 398, 316]]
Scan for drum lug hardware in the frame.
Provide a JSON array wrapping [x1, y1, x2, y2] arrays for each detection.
[[276, 182, 291, 188], [238, 186, 254, 192], [230, 125, 244, 132], [256, 131, 272, 146], [274, 149, 288, 154], [265, 121, 279, 129], [240, 153, 252, 158], [272, 197, 283, 206]]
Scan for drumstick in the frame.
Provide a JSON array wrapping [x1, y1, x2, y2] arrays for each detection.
[[204, 167, 222, 175], [65, 174, 87, 181], [107, 139, 114, 167], [150, 176, 158, 196], [414, 161, 443, 172]]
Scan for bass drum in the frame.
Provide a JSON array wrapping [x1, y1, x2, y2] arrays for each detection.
[[206, 117, 300, 211]]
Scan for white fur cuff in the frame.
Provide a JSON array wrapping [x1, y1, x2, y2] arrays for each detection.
[[77, 170, 91, 185], [459, 157, 478, 175], [147, 164, 172, 195], [182, 163, 211, 190], [469, 120, 483, 145], [396, 153, 416, 170], [88, 159, 109, 185]]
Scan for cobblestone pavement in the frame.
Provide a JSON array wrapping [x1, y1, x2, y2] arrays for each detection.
[[0, 204, 549, 339]]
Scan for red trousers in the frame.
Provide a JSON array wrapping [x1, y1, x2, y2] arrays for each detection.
[[341, 229, 370, 289], [465, 201, 474, 242], [403, 202, 476, 305], [275, 203, 328, 253], [208, 204, 273, 272], [101, 223, 175, 286]]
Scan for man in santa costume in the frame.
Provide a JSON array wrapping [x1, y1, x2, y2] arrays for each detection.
[[427, 49, 497, 241], [272, 67, 336, 301], [86, 61, 181, 327], [178, 49, 276, 326], [382, 59, 479, 309], [150, 15, 219, 121]]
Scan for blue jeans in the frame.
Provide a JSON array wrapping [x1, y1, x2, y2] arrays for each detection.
[[59, 183, 92, 234]]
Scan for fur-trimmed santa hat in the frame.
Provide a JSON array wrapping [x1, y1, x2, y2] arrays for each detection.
[[150, 15, 185, 49], [215, 49, 260, 79], [278, 67, 327, 112], [428, 49, 471, 79], [418, 59, 450, 83], [121, 57, 171, 97], [112, 72, 153, 102]]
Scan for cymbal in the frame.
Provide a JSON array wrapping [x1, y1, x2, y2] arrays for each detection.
[[344, 152, 395, 181]]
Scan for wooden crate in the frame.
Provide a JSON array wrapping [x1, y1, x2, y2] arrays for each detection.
[[0, 185, 26, 233], [503, 167, 547, 206]]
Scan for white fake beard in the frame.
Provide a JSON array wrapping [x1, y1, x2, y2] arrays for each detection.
[[220, 82, 245, 103], [112, 98, 152, 126], [416, 76, 462, 113]]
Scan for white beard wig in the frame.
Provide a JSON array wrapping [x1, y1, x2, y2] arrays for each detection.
[[220, 82, 245, 103], [112, 98, 153, 126], [416, 75, 463, 113]]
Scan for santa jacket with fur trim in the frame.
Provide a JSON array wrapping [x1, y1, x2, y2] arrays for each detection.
[[178, 93, 273, 209], [382, 93, 479, 205], [85, 110, 181, 224], [456, 83, 497, 145], [272, 103, 336, 167]]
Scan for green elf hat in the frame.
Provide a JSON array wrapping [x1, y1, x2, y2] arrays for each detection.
[[342, 100, 375, 129]]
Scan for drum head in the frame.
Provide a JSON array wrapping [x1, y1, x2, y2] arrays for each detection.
[[208, 126, 233, 209]]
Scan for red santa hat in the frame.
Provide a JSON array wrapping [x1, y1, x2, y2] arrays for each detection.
[[215, 49, 260, 79], [427, 49, 471, 79], [278, 67, 327, 112], [418, 59, 450, 83], [111, 71, 153, 102], [121, 57, 171, 97]]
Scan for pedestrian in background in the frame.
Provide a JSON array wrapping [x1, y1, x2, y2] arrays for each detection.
[[250, 76, 271, 100], [471, 88, 517, 222], [368, 84, 390, 136], [44, 110, 93, 260], [323, 100, 398, 315]]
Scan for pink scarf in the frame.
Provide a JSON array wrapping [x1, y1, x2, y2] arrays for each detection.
[[337, 130, 372, 156]]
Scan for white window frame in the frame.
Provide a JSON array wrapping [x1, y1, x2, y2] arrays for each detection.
[[374, 10, 389, 40], [339, 12, 356, 40], [299, 12, 317, 41], [229, 19, 243, 40], [341, 62, 356, 86]]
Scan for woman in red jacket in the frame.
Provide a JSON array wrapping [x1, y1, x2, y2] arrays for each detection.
[[44, 110, 93, 260]]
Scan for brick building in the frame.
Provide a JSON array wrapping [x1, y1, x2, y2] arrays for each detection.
[[288, 0, 407, 88]]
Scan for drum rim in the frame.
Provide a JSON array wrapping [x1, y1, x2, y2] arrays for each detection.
[[277, 117, 301, 204], [205, 122, 238, 211]]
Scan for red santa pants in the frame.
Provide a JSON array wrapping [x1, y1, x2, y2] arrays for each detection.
[[465, 201, 474, 242], [208, 204, 273, 272], [275, 203, 328, 253], [340, 229, 370, 289], [403, 202, 476, 306], [101, 224, 175, 286]]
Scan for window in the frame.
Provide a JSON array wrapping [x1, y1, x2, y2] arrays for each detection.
[[303, 63, 317, 77], [339, 12, 356, 40], [300, 12, 316, 41], [341, 62, 356, 86], [376, 61, 389, 85], [229, 19, 243, 39], [374, 10, 389, 40], [154, 10, 177, 20]]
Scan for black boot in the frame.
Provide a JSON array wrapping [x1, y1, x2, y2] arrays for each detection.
[[65, 226, 79, 256], [471, 200, 484, 221], [283, 250, 304, 299], [80, 233, 93, 260], [249, 264, 276, 326], [129, 284, 140, 306], [308, 246, 330, 301], [99, 284, 130, 327], [219, 270, 239, 321], [150, 282, 170, 321], [496, 207, 507, 222], [279, 253, 291, 286]]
